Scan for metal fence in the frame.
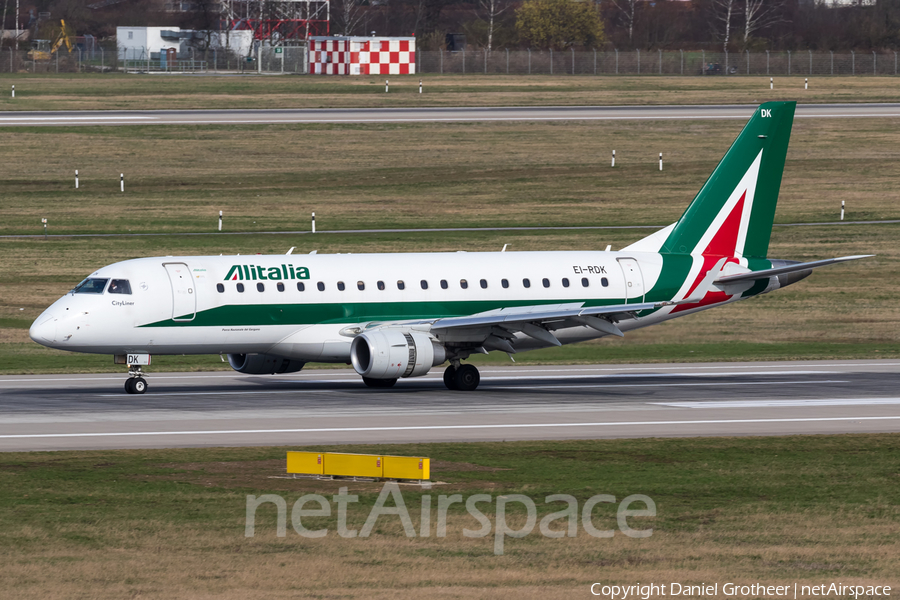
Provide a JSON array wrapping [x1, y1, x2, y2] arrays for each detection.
[[0, 45, 308, 74], [419, 49, 900, 76]]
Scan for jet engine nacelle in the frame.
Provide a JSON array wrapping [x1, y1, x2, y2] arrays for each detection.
[[350, 330, 446, 379], [227, 353, 306, 375]]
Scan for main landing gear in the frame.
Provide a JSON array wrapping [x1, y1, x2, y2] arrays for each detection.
[[443, 363, 480, 391], [125, 366, 148, 395]]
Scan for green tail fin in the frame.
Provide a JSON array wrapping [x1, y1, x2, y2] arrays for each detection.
[[660, 101, 796, 259]]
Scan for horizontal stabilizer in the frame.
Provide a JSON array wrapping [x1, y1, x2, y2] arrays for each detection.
[[714, 255, 874, 285]]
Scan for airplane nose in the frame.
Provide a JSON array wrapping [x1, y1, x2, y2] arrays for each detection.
[[29, 315, 57, 346]]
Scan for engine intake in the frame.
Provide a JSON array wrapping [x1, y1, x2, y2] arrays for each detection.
[[227, 353, 306, 375], [350, 330, 446, 379]]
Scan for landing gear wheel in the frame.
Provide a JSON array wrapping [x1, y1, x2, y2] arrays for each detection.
[[454, 364, 480, 391], [133, 377, 147, 394], [362, 376, 397, 388], [443, 365, 459, 390], [125, 378, 135, 394]]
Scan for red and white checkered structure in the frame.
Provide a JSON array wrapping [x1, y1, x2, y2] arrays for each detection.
[[309, 36, 416, 75]]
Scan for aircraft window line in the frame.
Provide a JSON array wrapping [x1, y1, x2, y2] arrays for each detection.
[[397, 280, 405, 290], [501, 279, 509, 289], [297, 282, 305, 292], [582, 278, 590, 287], [542, 278, 550, 288], [236, 283, 245, 293], [216, 283, 225, 293], [377, 281, 385, 291], [562, 278, 570, 288], [337, 281, 346, 291], [601, 277, 609, 287], [480, 279, 488, 289], [317, 282, 325, 292], [357, 281, 365, 291], [440, 280, 448, 289], [421, 280, 428, 290], [257, 283, 265, 292], [277, 282, 285, 292], [72, 278, 109, 294], [108, 279, 132, 295], [523, 278, 531, 288], [460, 279, 468, 289]]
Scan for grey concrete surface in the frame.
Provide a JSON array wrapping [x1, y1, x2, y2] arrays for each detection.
[[2, 103, 900, 126], [0, 360, 898, 451]]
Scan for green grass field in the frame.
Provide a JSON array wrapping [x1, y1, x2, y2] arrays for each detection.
[[2, 74, 900, 110], [1, 435, 897, 598]]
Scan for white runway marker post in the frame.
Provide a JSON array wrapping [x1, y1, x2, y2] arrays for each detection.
[[75, 170, 79, 189], [218, 210, 223, 231], [11, 85, 14, 98], [312, 212, 316, 233], [659, 153, 663, 171], [419, 79, 422, 94], [120, 173, 124, 192], [385, 79, 389, 93], [611, 149, 616, 167], [770, 77, 774, 90], [42, 218, 47, 239], [841, 201, 845, 221], [805, 78, 808, 90]]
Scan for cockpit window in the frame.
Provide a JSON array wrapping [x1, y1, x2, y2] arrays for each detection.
[[108, 279, 132, 295], [72, 278, 109, 294]]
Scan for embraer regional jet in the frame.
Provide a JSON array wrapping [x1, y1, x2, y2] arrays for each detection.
[[30, 101, 869, 394]]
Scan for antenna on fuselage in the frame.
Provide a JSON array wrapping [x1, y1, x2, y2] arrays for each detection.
[[309, 250, 318, 255]]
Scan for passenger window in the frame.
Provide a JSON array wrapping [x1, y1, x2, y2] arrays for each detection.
[[72, 278, 108, 294], [337, 281, 345, 291], [523, 278, 531, 288], [397, 280, 405, 290], [542, 278, 550, 288], [257, 283, 265, 292], [377, 281, 385, 291], [460, 279, 468, 289], [357, 281, 365, 291], [582, 278, 590, 287], [501, 279, 509, 289], [297, 282, 305, 292], [421, 280, 428, 290], [236, 283, 245, 293], [601, 277, 609, 287], [108, 279, 132, 295], [216, 283, 225, 293], [441, 280, 448, 289], [562, 278, 570, 288], [277, 282, 285, 292], [480, 279, 488, 289], [317, 282, 325, 291]]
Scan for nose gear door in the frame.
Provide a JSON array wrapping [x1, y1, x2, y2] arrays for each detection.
[[163, 262, 196, 321]]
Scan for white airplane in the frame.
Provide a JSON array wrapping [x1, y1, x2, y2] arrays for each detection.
[[30, 101, 869, 394]]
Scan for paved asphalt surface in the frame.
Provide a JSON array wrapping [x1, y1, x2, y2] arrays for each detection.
[[1, 360, 898, 452], [2, 103, 900, 126]]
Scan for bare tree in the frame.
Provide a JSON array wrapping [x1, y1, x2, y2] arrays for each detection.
[[476, 0, 510, 51], [742, 0, 787, 46], [610, 0, 637, 45], [333, 0, 364, 36], [711, 0, 736, 52]]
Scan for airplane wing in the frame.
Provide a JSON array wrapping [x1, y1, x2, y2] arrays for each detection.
[[389, 300, 672, 352], [714, 255, 873, 285]]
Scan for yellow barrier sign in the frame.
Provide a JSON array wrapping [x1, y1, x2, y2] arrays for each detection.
[[286, 451, 429, 480]]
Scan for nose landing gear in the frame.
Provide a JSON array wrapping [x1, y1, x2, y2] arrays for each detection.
[[125, 366, 148, 394]]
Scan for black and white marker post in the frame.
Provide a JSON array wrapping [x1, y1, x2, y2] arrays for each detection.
[[611, 149, 616, 167], [385, 79, 389, 93], [120, 173, 124, 192], [312, 212, 316, 233], [42, 218, 47, 239], [770, 77, 774, 90], [11, 85, 14, 98], [841, 201, 845, 221], [419, 79, 422, 94], [218, 210, 223, 231], [75, 170, 79, 189], [805, 78, 808, 90], [659, 153, 663, 171]]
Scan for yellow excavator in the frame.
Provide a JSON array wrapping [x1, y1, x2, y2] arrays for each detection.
[[27, 20, 74, 61]]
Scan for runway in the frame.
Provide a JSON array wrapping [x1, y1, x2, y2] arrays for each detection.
[[1, 360, 898, 452], [2, 103, 900, 126]]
